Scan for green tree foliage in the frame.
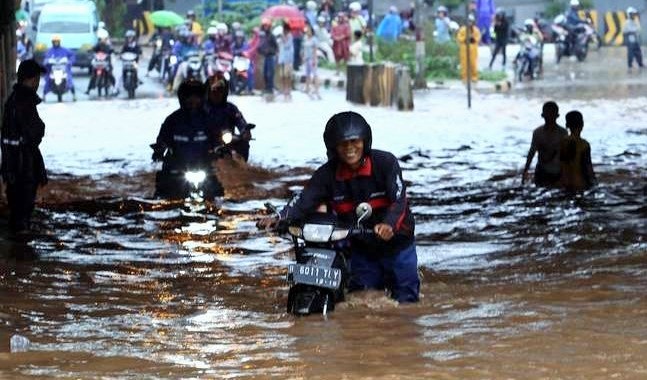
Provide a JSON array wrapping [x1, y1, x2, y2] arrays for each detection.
[[545, 0, 594, 18], [197, 1, 268, 32], [374, 21, 460, 80], [440, 0, 469, 13], [95, 0, 127, 37]]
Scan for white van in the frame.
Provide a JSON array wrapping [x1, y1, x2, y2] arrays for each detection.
[[33, 1, 99, 69]]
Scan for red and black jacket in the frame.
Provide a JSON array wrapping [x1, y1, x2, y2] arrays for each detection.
[[280, 149, 415, 255]]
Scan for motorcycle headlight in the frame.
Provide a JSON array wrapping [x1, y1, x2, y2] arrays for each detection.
[[170, 56, 178, 65], [156, 39, 162, 48], [185, 170, 206, 187], [302, 224, 334, 242], [221, 131, 233, 144]]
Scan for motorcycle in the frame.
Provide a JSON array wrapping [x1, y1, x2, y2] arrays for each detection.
[[513, 36, 542, 81], [120, 51, 139, 99], [166, 52, 179, 88], [183, 51, 204, 82], [202, 53, 217, 78], [265, 201, 374, 316], [154, 38, 174, 84], [45, 56, 69, 102], [216, 51, 233, 76], [231, 54, 250, 95], [151, 125, 254, 201], [552, 22, 589, 63], [168, 50, 203, 92], [91, 51, 113, 97]]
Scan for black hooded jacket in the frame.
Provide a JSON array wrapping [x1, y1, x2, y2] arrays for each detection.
[[280, 149, 415, 255], [1, 83, 47, 185]]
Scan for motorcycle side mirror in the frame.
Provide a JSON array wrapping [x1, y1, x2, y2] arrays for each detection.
[[264, 202, 281, 219], [247, 123, 256, 130], [355, 202, 372, 226]]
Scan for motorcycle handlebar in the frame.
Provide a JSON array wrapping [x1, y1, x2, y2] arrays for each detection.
[[348, 227, 375, 237]]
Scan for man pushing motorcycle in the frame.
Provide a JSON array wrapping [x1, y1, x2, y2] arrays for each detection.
[[257, 111, 420, 303]]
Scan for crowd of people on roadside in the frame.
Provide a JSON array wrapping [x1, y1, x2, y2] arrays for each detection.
[[141, 1, 424, 101]]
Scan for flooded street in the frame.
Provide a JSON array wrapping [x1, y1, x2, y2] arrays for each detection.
[[1, 46, 646, 379]]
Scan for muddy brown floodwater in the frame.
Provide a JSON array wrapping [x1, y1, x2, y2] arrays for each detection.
[[1, 68, 646, 378]]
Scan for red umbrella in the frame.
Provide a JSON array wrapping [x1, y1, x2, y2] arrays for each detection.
[[261, 5, 306, 30]]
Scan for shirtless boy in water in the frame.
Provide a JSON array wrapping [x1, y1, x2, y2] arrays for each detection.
[[522, 101, 568, 187]]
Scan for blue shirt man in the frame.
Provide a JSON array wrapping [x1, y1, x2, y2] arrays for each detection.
[[376, 6, 403, 42]]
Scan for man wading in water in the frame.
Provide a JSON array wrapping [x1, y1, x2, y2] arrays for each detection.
[[522, 101, 568, 187]]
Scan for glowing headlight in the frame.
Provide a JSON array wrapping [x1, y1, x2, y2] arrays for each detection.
[[169, 56, 178, 65], [330, 229, 350, 241], [221, 131, 233, 144], [156, 39, 162, 48], [185, 170, 206, 188], [302, 224, 334, 242]]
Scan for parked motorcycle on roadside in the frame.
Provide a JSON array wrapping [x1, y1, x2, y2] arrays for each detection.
[[264, 201, 374, 316]]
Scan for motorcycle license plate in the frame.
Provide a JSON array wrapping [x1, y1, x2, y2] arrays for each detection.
[[288, 264, 341, 289]]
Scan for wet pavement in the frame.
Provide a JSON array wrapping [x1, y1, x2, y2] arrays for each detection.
[[1, 45, 646, 379]]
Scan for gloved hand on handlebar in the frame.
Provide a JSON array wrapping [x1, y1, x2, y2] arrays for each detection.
[[256, 216, 288, 233], [150, 143, 165, 162], [151, 150, 164, 162], [256, 216, 279, 230]]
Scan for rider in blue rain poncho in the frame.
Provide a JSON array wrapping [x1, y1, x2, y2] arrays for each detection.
[[376, 6, 403, 42], [43, 35, 76, 101]]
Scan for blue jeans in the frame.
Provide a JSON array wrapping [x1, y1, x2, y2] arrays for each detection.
[[263, 55, 275, 93], [246, 61, 255, 92], [349, 243, 420, 303]]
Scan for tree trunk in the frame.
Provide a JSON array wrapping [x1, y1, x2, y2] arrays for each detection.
[[1, 1, 18, 123]]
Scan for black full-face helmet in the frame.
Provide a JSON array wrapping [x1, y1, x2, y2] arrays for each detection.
[[177, 79, 205, 108], [323, 111, 372, 160]]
